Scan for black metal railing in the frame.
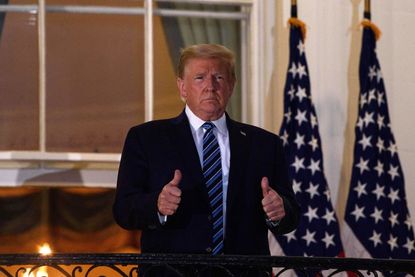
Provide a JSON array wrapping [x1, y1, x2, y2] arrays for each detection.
[[0, 253, 415, 276]]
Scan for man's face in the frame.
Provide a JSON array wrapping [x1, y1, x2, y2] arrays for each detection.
[[177, 58, 235, 121]]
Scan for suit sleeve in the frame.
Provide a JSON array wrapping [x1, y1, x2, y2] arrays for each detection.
[[268, 136, 301, 235], [112, 127, 162, 231]]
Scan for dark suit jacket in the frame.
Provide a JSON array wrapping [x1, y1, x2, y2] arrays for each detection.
[[113, 111, 300, 256]]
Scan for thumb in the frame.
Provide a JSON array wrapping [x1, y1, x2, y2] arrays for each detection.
[[261, 177, 270, 198], [170, 169, 182, 187]]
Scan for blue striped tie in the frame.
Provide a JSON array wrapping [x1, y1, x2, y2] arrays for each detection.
[[202, 122, 224, 255]]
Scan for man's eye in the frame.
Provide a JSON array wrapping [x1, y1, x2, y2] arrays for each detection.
[[215, 75, 224, 80], [194, 76, 203, 80]]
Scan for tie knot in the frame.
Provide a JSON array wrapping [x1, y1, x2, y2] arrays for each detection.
[[202, 122, 215, 131]]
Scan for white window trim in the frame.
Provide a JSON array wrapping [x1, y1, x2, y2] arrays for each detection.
[[0, 0, 268, 177]]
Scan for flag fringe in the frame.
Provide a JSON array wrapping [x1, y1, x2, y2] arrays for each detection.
[[288, 17, 306, 40], [361, 19, 382, 40]]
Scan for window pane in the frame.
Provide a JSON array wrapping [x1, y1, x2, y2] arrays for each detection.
[[153, 15, 183, 120], [45, 1, 145, 153], [0, 10, 39, 150], [47, 0, 143, 7]]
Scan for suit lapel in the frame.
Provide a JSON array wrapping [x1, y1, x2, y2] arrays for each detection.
[[169, 111, 206, 194], [168, 112, 252, 214], [226, 116, 251, 214]]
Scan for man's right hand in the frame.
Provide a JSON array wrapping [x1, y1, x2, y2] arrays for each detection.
[[157, 169, 182, 216]]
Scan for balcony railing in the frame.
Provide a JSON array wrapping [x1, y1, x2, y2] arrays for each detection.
[[0, 253, 415, 276]]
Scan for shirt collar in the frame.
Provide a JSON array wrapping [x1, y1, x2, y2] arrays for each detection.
[[185, 105, 227, 135]]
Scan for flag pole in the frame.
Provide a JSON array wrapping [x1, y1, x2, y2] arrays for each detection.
[[361, 0, 381, 40], [291, 0, 297, 18], [288, 0, 306, 40], [364, 0, 371, 20]]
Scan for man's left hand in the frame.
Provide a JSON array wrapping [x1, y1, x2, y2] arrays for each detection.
[[261, 177, 285, 222]]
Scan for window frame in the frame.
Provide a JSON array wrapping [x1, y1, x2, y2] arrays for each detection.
[[0, 0, 266, 175]]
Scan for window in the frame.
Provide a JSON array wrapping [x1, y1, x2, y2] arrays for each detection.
[[0, 0, 252, 163]]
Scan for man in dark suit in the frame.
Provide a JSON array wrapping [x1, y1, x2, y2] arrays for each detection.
[[113, 44, 300, 276]]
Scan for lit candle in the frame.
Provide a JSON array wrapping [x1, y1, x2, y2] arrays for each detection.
[[38, 243, 52, 256], [36, 243, 52, 277]]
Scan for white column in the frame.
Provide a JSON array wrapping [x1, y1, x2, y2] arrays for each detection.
[[144, 0, 154, 122]]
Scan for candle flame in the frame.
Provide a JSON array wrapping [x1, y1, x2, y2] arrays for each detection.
[[38, 243, 52, 256]]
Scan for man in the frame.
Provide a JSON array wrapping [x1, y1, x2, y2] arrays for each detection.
[[113, 44, 300, 275]]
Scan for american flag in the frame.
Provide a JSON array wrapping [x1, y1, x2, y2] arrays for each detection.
[[343, 22, 415, 259], [271, 20, 345, 260]]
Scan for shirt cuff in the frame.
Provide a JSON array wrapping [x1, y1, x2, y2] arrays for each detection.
[[158, 212, 167, 225], [266, 218, 280, 228]]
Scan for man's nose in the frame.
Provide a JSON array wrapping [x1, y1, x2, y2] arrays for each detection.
[[206, 76, 219, 90]]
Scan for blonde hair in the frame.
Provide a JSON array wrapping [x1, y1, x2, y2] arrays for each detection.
[[177, 44, 236, 81]]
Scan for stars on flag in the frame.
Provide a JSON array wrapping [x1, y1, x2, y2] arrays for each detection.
[[322, 209, 336, 225], [358, 134, 372, 150], [370, 207, 383, 224], [404, 238, 415, 254], [369, 231, 382, 247], [344, 26, 415, 259], [353, 181, 368, 198], [304, 206, 319, 223], [288, 62, 308, 80], [307, 159, 321, 175], [275, 23, 344, 258], [355, 157, 370, 174], [372, 184, 385, 200], [295, 109, 308, 126], [305, 182, 320, 199], [322, 232, 336, 248], [291, 156, 305, 173], [351, 204, 366, 222]]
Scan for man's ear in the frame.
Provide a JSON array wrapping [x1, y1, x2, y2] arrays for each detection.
[[177, 77, 186, 101]]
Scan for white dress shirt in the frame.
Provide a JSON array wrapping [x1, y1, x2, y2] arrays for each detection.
[[185, 106, 230, 231], [159, 106, 230, 229]]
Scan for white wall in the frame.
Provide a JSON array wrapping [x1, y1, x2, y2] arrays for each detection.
[[264, 0, 415, 226]]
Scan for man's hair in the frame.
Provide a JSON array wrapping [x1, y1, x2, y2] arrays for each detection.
[[177, 44, 236, 82]]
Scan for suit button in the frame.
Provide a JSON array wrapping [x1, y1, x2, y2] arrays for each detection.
[[208, 215, 212, 221], [206, 247, 212, 253]]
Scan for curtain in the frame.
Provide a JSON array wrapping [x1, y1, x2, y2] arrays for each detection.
[[0, 187, 139, 253]]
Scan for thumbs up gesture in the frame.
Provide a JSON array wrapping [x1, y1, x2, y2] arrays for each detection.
[[261, 177, 285, 222], [157, 170, 182, 216]]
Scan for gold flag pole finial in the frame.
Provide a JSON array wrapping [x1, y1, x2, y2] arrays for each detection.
[[361, 0, 381, 40], [288, 0, 306, 40]]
